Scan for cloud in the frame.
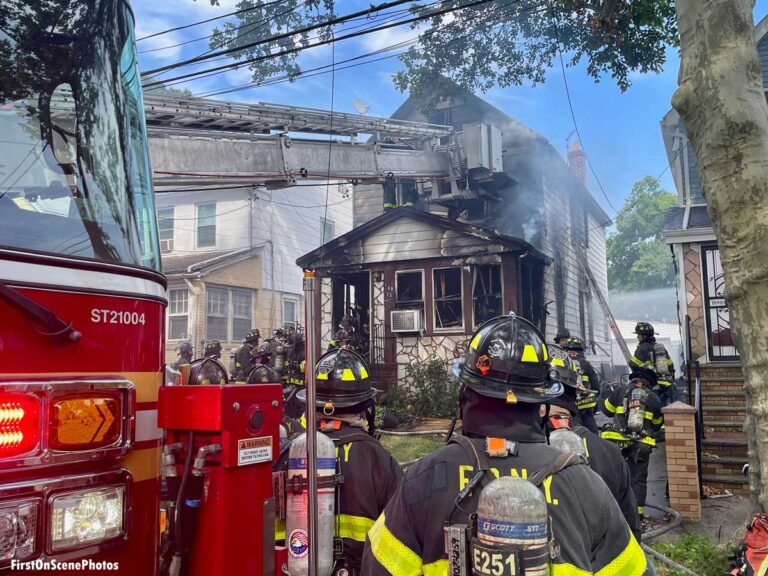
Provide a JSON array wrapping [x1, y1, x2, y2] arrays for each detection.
[[361, 22, 419, 52]]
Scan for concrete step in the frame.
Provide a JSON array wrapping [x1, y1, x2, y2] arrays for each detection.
[[701, 455, 748, 477], [704, 420, 744, 433], [702, 436, 748, 458], [701, 474, 749, 487], [702, 406, 745, 421]]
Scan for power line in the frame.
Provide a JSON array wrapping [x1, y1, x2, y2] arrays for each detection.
[[189, 0, 543, 99], [136, 0, 288, 41], [549, 3, 617, 215], [140, 2, 421, 56], [142, 0, 495, 88], [142, 0, 417, 78]]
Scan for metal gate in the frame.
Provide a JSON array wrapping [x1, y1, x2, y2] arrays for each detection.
[[701, 245, 739, 361]]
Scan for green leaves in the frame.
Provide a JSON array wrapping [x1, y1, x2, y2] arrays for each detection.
[[607, 176, 678, 291], [202, 0, 678, 104]]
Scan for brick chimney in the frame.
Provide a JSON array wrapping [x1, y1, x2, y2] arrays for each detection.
[[568, 141, 587, 186]]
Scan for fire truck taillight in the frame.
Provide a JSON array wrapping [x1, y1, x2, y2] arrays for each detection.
[[0, 500, 39, 561], [49, 486, 125, 552], [49, 395, 121, 451], [0, 394, 40, 458]]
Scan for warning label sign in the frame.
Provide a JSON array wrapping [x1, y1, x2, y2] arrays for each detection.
[[238, 436, 273, 466]]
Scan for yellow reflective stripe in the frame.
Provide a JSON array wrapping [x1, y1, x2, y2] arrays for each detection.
[[360, 366, 369, 379], [276, 519, 286, 542], [604, 398, 617, 414], [644, 411, 655, 421], [299, 413, 307, 428], [601, 430, 631, 442], [337, 514, 375, 542], [653, 416, 664, 425], [637, 506, 645, 516], [542, 345, 549, 361], [578, 402, 597, 409], [368, 513, 423, 576], [423, 559, 448, 576], [640, 436, 656, 446], [630, 356, 643, 366], [581, 374, 590, 382], [470, 333, 482, 350], [552, 358, 566, 367], [551, 563, 591, 576], [595, 532, 646, 576], [658, 380, 673, 387], [615, 406, 626, 414], [666, 358, 674, 365], [521, 344, 539, 363], [317, 371, 329, 380], [342, 368, 356, 381]]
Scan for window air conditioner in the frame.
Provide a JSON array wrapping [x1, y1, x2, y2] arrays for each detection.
[[391, 309, 424, 332], [160, 239, 174, 252]]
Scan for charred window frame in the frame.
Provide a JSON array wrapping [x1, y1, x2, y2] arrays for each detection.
[[433, 267, 463, 330], [472, 264, 503, 327], [395, 270, 424, 309]]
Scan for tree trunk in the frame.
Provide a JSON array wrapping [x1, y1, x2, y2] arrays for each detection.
[[673, 0, 768, 511]]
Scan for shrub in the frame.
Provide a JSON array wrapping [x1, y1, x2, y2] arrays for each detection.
[[380, 359, 460, 422]]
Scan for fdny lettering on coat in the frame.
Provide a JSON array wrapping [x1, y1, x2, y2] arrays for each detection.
[[458, 465, 559, 505]]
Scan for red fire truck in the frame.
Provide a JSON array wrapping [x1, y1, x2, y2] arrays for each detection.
[[0, 0, 166, 572]]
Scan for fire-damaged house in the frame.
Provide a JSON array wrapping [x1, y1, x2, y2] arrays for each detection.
[[297, 86, 613, 384]]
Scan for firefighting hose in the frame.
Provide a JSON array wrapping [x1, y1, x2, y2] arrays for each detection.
[[169, 431, 195, 576]]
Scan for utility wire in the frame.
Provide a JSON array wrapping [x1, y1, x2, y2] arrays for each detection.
[[137, 0, 288, 41], [549, 2, 617, 215], [191, 0, 546, 99], [142, 0, 417, 77], [142, 0, 495, 88], [139, 1, 299, 54]]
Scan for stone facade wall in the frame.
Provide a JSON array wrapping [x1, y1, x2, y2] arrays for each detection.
[[395, 334, 467, 381], [683, 243, 707, 361]]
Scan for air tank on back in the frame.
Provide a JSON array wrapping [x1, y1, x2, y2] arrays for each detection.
[[286, 431, 335, 576]]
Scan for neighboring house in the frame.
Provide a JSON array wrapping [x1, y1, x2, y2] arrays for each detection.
[[306, 85, 613, 382], [658, 16, 768, 494], [153, 182, 353, 364], [296, 207, 550, 383]]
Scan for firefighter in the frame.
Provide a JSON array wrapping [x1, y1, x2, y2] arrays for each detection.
[[328, 315, 355, 351], [294, 348, 403, 575], [171, 340, 193, 370], [187, 357, 229, 385], [546, 345, 641, 541], [601, 366, 664, 526], [632, 322, 676, 406], [563, 336, 600, 435], [361, 314, 646, 576], [232, 328, 261, 383], [203, 340, 222, 360], [554, 327, 570, 347]]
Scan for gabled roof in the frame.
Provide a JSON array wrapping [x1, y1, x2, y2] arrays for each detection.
[[163, 246, 263, 276], [296, 207, 549, 269]]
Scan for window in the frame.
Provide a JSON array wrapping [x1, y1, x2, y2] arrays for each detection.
[[167, 289, 188, 340], [197, 203, 216, 248], [232, 290, 252, 341], [320, 217, 335, 244], [433, 268, 463, 329], [395, 271, 424, 308], [472, 264, 502, 326], [158, 207, 174, 252], [283, 298, 298, 326], [206, 287, 228, 341], [206, 287, 253, 342]]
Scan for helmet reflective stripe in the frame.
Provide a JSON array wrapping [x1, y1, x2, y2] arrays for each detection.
[[341, 368, 356, 381], [521, 344, 539, 363]]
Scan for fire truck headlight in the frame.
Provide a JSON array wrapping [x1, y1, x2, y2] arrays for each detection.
[[0, 500, 39, 561], [49, 486, 125, 552]]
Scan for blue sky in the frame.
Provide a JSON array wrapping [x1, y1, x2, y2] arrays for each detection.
[[134, 0, 768, 219]]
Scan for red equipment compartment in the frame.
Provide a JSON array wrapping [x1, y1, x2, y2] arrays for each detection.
[[158, 384, 282, 576]]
